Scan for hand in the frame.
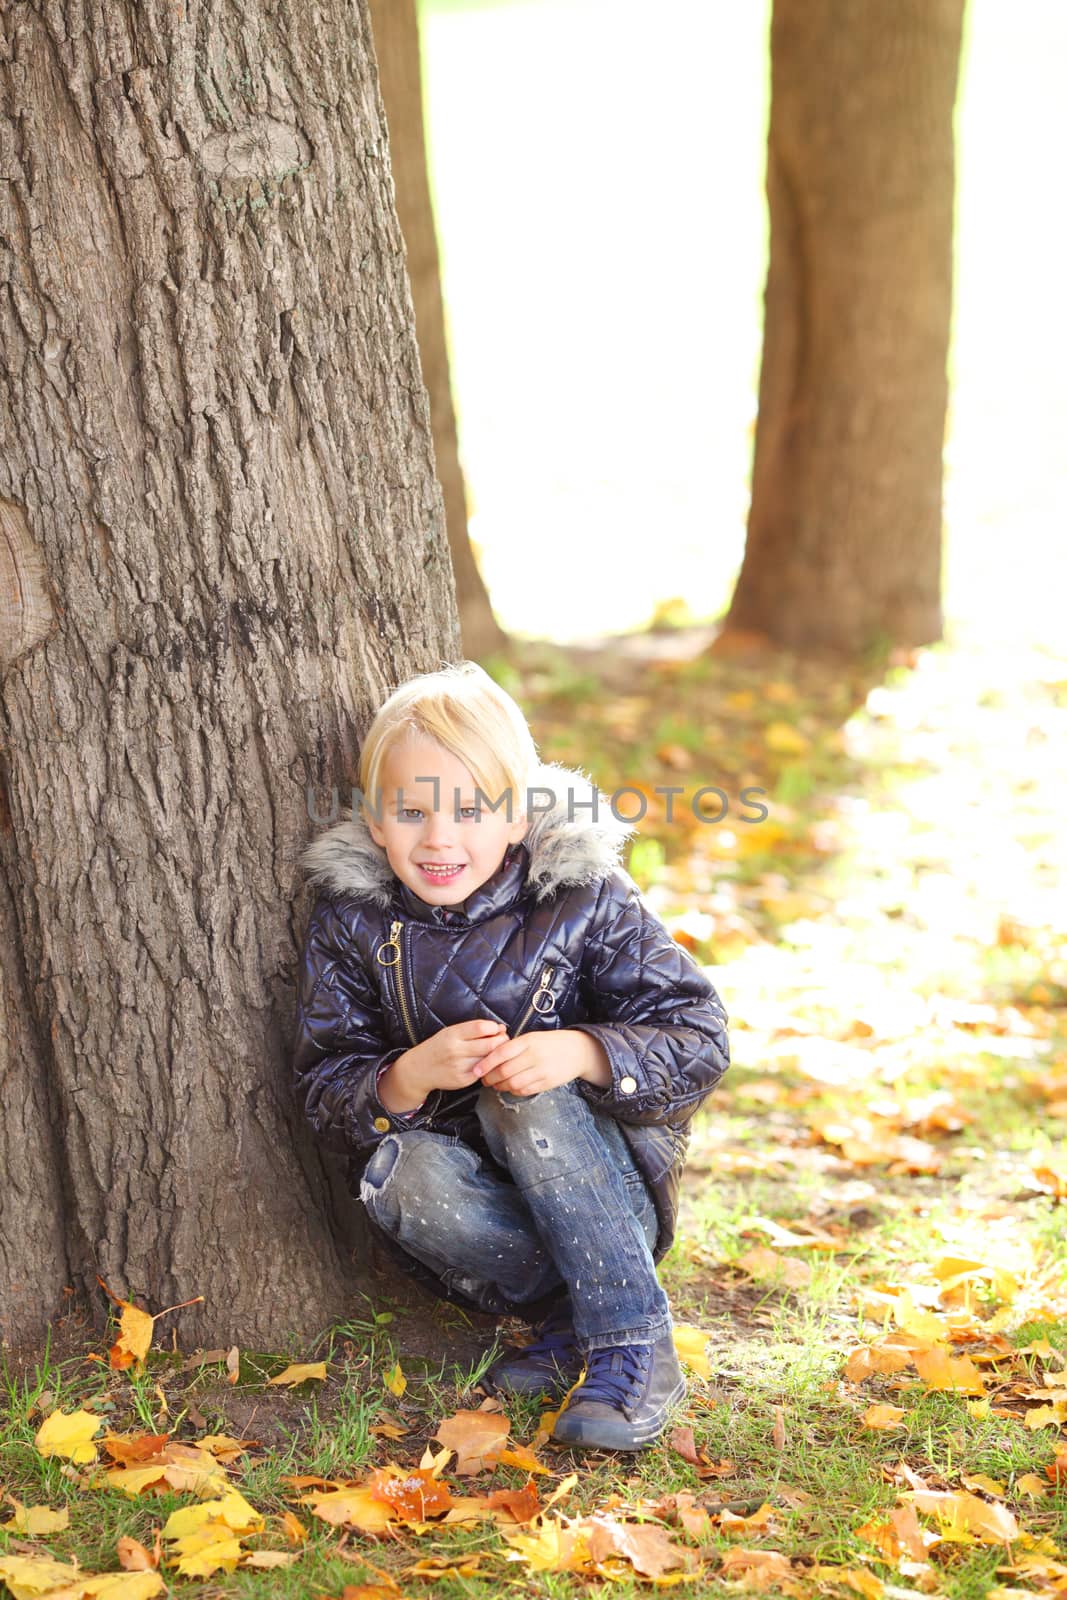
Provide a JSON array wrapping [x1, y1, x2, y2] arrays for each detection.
[[479, 1028, 611, 1098], [379, 1019, 508, 1111]]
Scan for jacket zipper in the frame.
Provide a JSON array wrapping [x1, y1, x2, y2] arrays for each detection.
[[513, 964, 555, 1036], [376, 919, 419, 1047]]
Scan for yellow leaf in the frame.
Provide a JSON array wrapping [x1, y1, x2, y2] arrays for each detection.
[[241, 1551, 300, 1568], [383, 1361, 406, 1397], [502, 1518, 587, 1573], [764, 721, 810, 755], [1017, 1473, 1048, 1498], [78, 1577, 165, 1599], [910, 1489, 1019, 1545], [672, 1324, 711, 1380], [167, 1517, 245, 1578], [296, 1486, 394, 1533], [266, 1362, 327, 1387], [737, 1245, 811, 1289], [0, 1554, 83, 1598], [861, 1404, 906, 1431], [1, 1498, 70, 1534], [967, 1398, 991, 1420], [35, 1407, 104, 1464], [496, 1444, 549, 1475], [109, 1303, 156, 1371], [162, 1489, 263, 1541], [961, 1473, 1006, 1496], [809, 1565, 885, 1599], [1025, 1398, 1067, 1428]]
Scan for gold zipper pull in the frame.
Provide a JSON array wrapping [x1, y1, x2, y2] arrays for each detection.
[[376, 919, 402, 967]]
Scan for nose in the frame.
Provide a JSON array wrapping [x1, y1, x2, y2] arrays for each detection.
[[422, 809, 457, 849]]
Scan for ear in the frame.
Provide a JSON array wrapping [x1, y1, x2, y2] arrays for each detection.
[[368, 814, 386, 849], [508, 812, 529, 847]]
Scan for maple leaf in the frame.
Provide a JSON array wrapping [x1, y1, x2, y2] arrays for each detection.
[[367, 1467, 452, 1522], [486, 1481, 542, 1524], [737, 1245, 812, 1289], [432, 1408, 510, 1475], [910, 1489, 1019, 1544], [1, 1497, 70, 1534], [34, 1407, 104, 1464], [116, 1533, 160, 1571], [266, 1361, 327, 1387], [584, 1513, 697, 1578], [861, 1404, 906, 1430], [672, 1323, 712, 1379], [913, 1348, 987, 1395], [296, 1486, 394, 1534], [241, 1551, 300, 1569], [165, 1516, 245, 1578], [102, 1433, 170, 1464]]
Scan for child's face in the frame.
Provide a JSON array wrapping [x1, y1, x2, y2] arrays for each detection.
[[367, 734, 528, 905]]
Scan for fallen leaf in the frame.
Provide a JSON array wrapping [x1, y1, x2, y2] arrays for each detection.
[[913, 1348, 987, 1395], [432, 1409, 510, 1475], [772, 1405, 787, 1450], [116, 1533, 160, 1571], [266, 1362, 327, 1387], [1, 1498, 70, 1535], [383, 1362, 406, 1398], [241, 1550, 300, 1568], [585, 1513, 697, 1577], [910, 1489, 1019, 1544], [34, 1408, 103, 1464], [672, 1324, 712, 1379], [737, 1245, 812, 1289], [669, 1426, 700, 1464], [862, 1404, 906, 1431], [367, 1467, 452, 1523]]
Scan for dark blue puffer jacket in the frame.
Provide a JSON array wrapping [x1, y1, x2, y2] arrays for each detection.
[[292, 761, 730, 1315]]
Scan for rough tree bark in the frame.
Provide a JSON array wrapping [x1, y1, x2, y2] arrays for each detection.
[[367, 0, 507, 662], [724, 0, 966, 655], [0, 0, 459, 1349]]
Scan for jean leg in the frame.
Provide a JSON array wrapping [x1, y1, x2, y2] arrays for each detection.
[[476, 1083, 672, 1351], [359, 1130, 565, 1310]]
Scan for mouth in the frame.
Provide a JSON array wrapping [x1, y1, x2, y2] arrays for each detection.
[[417, 863, 466, 883]]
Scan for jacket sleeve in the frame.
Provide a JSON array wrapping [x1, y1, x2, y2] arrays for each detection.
[[569, 869, 730, 1129], [292, 895, 439, 1155]]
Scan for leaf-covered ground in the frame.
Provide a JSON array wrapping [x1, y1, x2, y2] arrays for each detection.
[[2, 628, 1066, 1600]]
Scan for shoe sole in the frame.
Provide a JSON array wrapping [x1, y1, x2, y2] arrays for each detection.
[[550, 1377, 687, 1451]]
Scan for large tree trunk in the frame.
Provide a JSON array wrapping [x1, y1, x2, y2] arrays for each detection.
[[0, 0, 459, 1348], [724, 0, 966, 656], [367, 0, 507, 663]]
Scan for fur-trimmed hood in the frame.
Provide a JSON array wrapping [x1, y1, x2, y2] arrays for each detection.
[[302, 760, 637, 912]]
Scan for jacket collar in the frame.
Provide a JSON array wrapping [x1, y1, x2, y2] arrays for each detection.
[[302, 760, 635, 926]]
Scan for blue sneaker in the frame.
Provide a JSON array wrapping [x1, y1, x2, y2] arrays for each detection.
[[550, 1332, 687, 1451], [482, 1306, 583, 1399]]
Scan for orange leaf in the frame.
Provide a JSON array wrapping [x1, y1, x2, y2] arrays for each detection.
[[913, 1348, 987, 1395], [862, 1404, 906, 1431], [432, 1409, 510, 1476], [367, 1468, 452, 1522]]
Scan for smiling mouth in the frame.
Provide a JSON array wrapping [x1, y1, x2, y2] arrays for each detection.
[[418, 863, 465, 878]]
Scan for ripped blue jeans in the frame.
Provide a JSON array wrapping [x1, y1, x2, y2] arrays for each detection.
[[359, 1081, 673, 1352]]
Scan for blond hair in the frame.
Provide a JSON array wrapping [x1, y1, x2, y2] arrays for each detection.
[[359, 661, 539, 824]]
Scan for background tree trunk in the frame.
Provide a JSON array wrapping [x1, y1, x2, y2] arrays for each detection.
[[0, 0, 459, 1349], [367, 0, 508, 663], [724, 0, 966, 656]]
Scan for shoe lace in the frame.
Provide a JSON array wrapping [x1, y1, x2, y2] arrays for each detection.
[[521, 1307, 578, 1362], [575, 1344, 650, 1407]]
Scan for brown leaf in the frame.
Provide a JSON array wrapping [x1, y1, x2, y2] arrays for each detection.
[[584, 1513, 697, 1577], [772, 1405, 787, 1450], [432, 1409, 510, 1475], [669, 1426, 700, 1465]]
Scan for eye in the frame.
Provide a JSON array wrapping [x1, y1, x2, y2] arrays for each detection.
[[459, 807, 481, 820], [400, 808, 423, 821]]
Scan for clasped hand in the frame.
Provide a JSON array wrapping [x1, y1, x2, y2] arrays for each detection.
[[404, 1018, 608, 1099]]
